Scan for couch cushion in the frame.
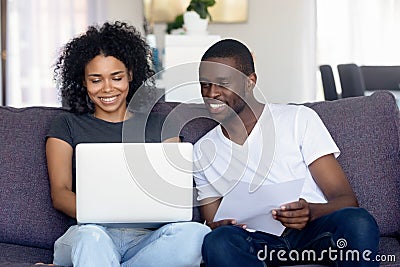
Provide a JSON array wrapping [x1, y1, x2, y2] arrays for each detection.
[[378, 237, 400, 266], [0, 106, 71, 250], [303, 91, 400, 236], [0, 242, 52, 265]]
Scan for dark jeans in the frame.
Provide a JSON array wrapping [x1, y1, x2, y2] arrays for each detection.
[[202, 207, 380, 267]]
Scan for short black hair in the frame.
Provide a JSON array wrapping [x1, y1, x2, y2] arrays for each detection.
[[201, 39, 255, 76], [54, 21, 154, 114]]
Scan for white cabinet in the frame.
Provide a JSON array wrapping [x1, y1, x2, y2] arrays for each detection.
[[161, 35, 221, 103]]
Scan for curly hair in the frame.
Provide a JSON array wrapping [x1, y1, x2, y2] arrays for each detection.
[[54, 21, 155, 114]]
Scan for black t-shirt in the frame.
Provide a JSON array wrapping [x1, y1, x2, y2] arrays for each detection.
[[46, 111, 180, 192]]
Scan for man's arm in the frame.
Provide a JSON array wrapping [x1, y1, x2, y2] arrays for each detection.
[[200, 197, 246, 230], [162, 136, 180, 143], [200, 197, 221, 224], [46, 137, 76, 218], [272, 154, 357, 229], [307, 153, 358, 219]]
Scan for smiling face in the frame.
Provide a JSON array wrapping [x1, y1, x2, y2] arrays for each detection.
[[199, 57, 251, 123], [84, 55, 132, 122]]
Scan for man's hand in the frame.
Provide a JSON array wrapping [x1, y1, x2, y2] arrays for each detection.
[[206, 219, 247, 230], [272, 198, 310, 230]]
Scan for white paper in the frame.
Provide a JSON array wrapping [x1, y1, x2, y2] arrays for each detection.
[[213, 179, 305, 236]]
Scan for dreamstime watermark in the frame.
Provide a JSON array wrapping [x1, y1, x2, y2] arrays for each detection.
[[257, 238, 397, 263]]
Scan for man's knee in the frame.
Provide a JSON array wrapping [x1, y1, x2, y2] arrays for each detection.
[[334, 208, 378, 232], [333, 207, 379, 250], [202, 226, 266, 266], [203, 225, 249, 254]]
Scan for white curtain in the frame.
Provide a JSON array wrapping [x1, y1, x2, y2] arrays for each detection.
[[5, 0, 107, 107], [316, 0, 400, 93]]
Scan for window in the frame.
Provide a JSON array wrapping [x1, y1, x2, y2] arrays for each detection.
[[4, 0, 106, 107], [316, 0, 400, 94]]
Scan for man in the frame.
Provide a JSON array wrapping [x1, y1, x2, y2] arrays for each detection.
[[193, 39, 379, 266]]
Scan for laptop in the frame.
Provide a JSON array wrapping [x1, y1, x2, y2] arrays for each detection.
[[75, 142, 193, 227]]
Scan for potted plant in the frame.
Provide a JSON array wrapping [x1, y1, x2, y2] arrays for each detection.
[[184, 0, 215, 34], [167, 0, 216, 35]]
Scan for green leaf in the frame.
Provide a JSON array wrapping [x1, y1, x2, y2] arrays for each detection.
[[166, 13, 184, 34], [186, 0, 216, 19]]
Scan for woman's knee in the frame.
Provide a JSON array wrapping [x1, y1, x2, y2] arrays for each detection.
[[75, 224, 112, 247], [178, 221, 211, 237], [155, 222, 210, 266], [161, 221, 210, 241], [168, 222, 210, 253]]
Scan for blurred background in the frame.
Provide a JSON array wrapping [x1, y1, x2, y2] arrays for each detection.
[[1, 0, 399, 106]]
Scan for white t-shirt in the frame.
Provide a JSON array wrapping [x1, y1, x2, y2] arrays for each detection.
[[193, 104, 340, 204]]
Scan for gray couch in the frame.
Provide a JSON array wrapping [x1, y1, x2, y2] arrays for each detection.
[[0, 91, 399, 266]]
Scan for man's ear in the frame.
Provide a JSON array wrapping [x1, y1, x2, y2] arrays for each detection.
[[247, 73, 257, 90]]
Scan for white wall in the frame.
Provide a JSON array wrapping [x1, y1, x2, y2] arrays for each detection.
[[103, 0, 145, 35], [208, 0, 317, 104], [108, 0, 317, 104]]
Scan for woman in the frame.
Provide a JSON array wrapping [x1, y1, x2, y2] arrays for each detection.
[[46, 21, 209, 267]]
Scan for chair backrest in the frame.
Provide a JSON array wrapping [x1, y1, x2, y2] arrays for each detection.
[[319, 65, 339, 100], [337, 63, 366, 98], [360, 65, 400, 91]]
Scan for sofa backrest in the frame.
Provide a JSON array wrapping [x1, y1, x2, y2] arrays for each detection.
[[0, 106, 71, 250], [152, 102, 218, 145], [1, 90, 398, 251], [303, 91, 400, 236]]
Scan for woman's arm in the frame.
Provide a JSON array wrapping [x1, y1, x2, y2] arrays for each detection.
[[46, 137, 76, 218]]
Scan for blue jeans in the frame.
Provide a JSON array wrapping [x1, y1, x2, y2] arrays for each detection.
[[53, 222, 210, 267], [202, 207, 379, 267]]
